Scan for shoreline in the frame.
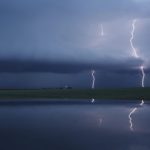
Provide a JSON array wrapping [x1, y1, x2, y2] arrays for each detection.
[[0, 88, 149, 100]]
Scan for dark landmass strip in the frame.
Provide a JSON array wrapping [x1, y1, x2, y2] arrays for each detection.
[[0, 88, 149, 100]]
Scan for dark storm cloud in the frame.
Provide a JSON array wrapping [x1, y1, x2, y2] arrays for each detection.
[[0, 0, 150, 74], [0, 57, 144, 74]]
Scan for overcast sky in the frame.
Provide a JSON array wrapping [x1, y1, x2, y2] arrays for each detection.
[[0, 0, 150, 88]]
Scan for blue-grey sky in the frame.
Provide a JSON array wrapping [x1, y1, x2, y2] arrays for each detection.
[[0, 0, 150, 88]]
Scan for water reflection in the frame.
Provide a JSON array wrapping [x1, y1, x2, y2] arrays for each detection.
[[99, 118, 103, 127], [128, 100, 145, 131], [129, 107, 137, 131], [140, 100, 144, 106], [91, 98, 95, 103], [0, 99, 149, 150]]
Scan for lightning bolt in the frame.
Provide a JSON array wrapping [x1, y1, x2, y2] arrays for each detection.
[[91, 23, 104, 90], [130, 19, 146, 88], [130, 19, 146, 89], [91, 23, 104, 103], [91, 70, 95, 89], [130, 19, 139, 58], [140, 66, 145, 88], [128, 19, 145, 131]]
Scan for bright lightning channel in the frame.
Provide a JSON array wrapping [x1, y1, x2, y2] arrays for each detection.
[[91, 23, 104, 90], [128, 19, 145, 131], [91, 23, 104, 103], [130, 19, 146, 89], [140, 65, 145, 88], [130, 19, 139, 58], [91, 70, 95, 89]]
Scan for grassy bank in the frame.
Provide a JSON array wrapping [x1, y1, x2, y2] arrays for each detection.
[[0, 88, 149, 100]]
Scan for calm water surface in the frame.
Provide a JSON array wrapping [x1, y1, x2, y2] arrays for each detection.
[[0, 99, 149, 150]]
